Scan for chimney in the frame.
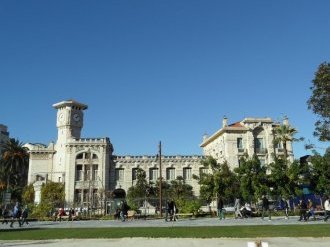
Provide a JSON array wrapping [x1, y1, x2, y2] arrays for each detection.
[[283, 116, 289, 126], [203, 133, 208, 142], [222, 116, 228, 128]]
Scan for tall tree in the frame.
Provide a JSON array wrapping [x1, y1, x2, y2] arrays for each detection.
[[309, 149, 330, 195], [194, 156, 239, 204], [273, 121, 303, 161], [268, 157, 303, 199], [126, 168, 151, 209], [234, 155, 269, 203], [307, 62, 330, 141], [0, 138, 29, 196]]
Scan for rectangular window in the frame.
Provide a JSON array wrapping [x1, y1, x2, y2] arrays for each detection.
[[166, 168, 175, 180], [237, 138, 244, 152], [183, 168, 192, 180], [132, 168, 138, 181], [115, 168, 124, 181], [75, 189, 82, 204], [76, 165, 83, 181], [255, 138, 266, 153], [199, 168, 208, 177], [149, 168, 159, 181], [92, 165, 98, 181], [84, 165, 91, 181]]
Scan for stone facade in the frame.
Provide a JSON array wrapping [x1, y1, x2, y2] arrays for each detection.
[[26, 100, 203, 207], [26, 100, 295, 207], [111, 155, 203, 196], [200, 116, 294, 170]]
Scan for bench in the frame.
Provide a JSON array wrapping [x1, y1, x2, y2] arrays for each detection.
[[175, 213, 194, 219], [56, 215, 77, 221]]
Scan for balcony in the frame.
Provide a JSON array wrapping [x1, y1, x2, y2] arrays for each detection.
[[255, 148, 267, 154]]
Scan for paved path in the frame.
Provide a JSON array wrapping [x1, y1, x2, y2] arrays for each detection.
[[0, 215, 327, 229], [1, 216, 329, 247]]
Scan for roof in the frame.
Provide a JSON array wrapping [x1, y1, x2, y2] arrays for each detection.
[[228, 121, 244, 128], [52, 100, 88, 110]]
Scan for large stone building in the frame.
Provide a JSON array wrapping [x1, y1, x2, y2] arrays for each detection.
[[26, 100, 294, 207], [200, 116, 293, 169], [26, 100, 203, 207]]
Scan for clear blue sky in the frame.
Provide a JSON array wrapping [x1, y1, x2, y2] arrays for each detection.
[[0, 0, 329, 157]]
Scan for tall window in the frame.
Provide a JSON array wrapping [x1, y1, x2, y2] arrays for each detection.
[[237, 138, 244, 152], [76, 165, 83, 181], [183, 168, 192, 180], [132, 168, 138, 181], [115, 168, 124, 181], [92, 165, 98, 181], [85, 165, 91, 180], [149, 168, 159, 181], [199, 168, 208, 177], [166, 168, 175, 180], [255, 138, 265, 153], [75, 189, 82, 204]]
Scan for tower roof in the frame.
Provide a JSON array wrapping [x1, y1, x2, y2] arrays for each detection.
[[52, 99, 88, 110]]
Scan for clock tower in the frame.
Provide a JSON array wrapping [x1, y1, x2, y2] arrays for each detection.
[[53, 100, 88, 144]]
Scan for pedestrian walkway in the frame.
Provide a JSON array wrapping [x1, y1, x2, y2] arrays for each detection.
[[1, 215, 326, 229]]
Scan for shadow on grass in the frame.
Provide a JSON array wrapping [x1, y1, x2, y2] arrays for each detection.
[[0, 227, 44, 233]]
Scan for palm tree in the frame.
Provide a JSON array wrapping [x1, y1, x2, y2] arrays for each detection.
[[273, 122, 303, 161], [1, 138, 29, 192]]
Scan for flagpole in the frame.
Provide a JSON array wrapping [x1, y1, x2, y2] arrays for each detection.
[[159, 141, 163, 218]]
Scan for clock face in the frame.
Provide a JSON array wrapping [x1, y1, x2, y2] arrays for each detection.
[[73, 113, 81, 122], [58, 113, 64, 122]]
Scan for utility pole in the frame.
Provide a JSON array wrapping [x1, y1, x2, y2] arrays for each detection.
[[159, 141, 163, 218]]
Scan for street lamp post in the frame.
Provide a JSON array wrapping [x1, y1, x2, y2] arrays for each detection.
[[158, 141, 163, 218]]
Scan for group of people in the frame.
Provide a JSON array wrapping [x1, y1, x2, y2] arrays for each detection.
[[1, 202, 29, 227], [229, 195, 330, 222], [113, 200, 130, 222], [55, 207, 75, 221], [165, 199, 178, 222]]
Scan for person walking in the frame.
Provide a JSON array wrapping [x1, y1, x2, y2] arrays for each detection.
[[10, 202, 22, 228], [234, 197, 242, 219], [324, 196, 330, 222], [282, 198, 290, 219], [20, 205, 29, 226], [261, 195, 271, 221], [298, 199, 307, 221], [120, 200, 129, 222], [1, 205, 10, 225], [217, 196, 225, 220]]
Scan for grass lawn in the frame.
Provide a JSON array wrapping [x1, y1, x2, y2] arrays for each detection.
[[0, 225, 330, 240]]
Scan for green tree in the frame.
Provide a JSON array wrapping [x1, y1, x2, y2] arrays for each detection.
[[195, 156, 239, 204], [268, 157, 303, 199], [40, 181, 65, 208], [126, 168, 151, 210], [22, 183, 35, 205], [307, 62, 330, 141], [309, 149, 330, 195], [0, 138, 29, 201], [234, 155, 269, 203]]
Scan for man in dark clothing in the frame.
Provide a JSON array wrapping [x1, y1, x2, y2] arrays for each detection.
[[298, 199, 308, 221], [120, 201, 129, 222], [217, 196, 225, 220], [261, 195, 271, 220]]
